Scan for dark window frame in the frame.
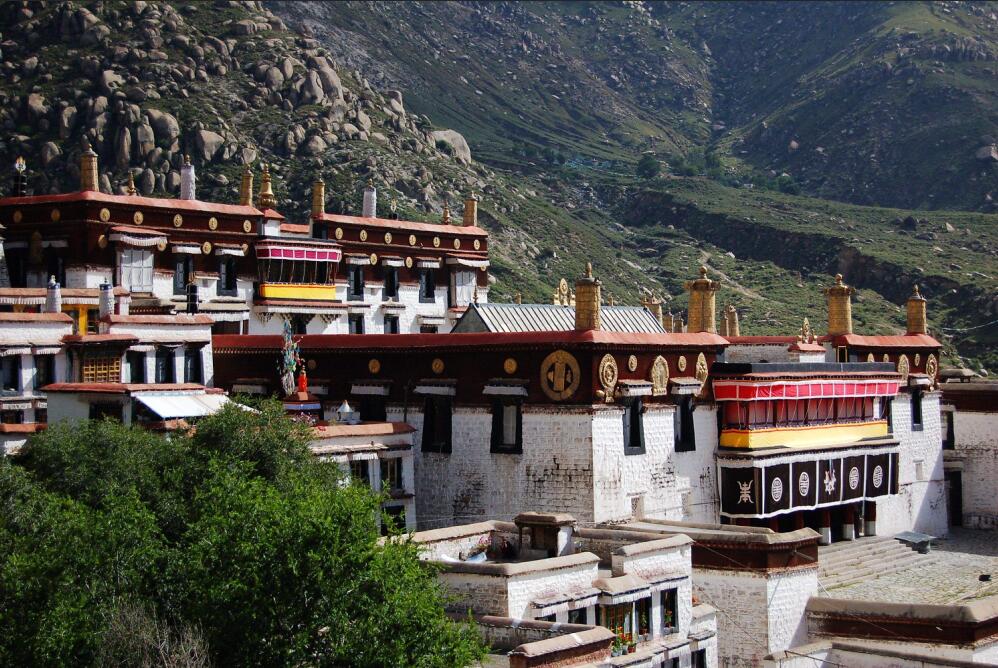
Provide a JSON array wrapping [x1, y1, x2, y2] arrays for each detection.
[[348, 313, 365, 334], [347, 265, 365, 301], [184, 347, 203, 385], [33, 354, 54, 390], [622, 398, 646, 455], [383, 314, 400, 334], [154, 348, 175, 384], [942, 410, 955, 450], [418, 268, 435, 303], [1, 356, 21, 392], [173, 254, 194, 295], [675, 396, 696, 452], [217, 256, 238, 297], [421, 395, 453, 454], [490, 398, 523, 454], [127, 350, 146, 384], [911, 388, 924, 432], [383, 266, 399, 300]]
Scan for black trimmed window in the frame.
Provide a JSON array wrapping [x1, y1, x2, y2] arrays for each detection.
[[1, 356, 20, 393], [358, 396, 386, 422], [347, 265, 365, 301], [421, 396, 452, 453], [911, 388, 924, 431], [622, 398, 646, 455], [217, 256, 238, 296], [127, 351, 145, 384], [383, 314, 399, 334], [173, 255, 194, 295], [419, 269, 435, 302], [380, 457, 404, 493], [661, 588, 678, 633], [313, 222, 328, 240], [184, 348, 203, 384], [349, 460, 370, 485], [567, 608, 587, 625], [675, 396, 696, 452], [490, 399, 523, 454], [154, 348, 175, 384], [942, 410, 955, 450], [348, 314, 365, 334], [33, 355, 54, 390], [383, 266, 399, 300]]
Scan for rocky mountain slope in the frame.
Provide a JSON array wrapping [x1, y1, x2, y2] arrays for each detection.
[[0, 1, 994, 371]]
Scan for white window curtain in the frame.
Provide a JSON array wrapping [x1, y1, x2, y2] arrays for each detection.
[[451, 270, 476, 307], [118, 249, 154, 292]]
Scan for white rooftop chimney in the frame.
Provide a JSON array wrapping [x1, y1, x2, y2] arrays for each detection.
[[362, 179, 377, 218], [99, 283, 113, 320], [180, 154, 196, 200], [45, 276, 62, 313]]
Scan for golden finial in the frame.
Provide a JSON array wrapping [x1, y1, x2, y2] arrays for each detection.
[[258, 163, 276, 208], [514, 292, 522, 304], [585, 262, 593, 279], [699, 265, 708, 278], [912, 284, 922, 299], [835, 273, 843, 285], [127, 171, 136, 196], [184, 154, 191, 166], [441, 203, 451, 225]]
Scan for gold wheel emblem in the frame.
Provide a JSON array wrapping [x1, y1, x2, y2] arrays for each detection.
[[12, 210, 22, 224], [157, 240, 167, 252], [208, 216, 218, 230], [335, 227, 344, 240], [99, 208, 111, 222], [897, 354, 910, 384], [431, 358, 445, 374], [925, 354, 938, 384], [384, 232, 392, 244], [368, 359, 381, 374], [359, 229, 368, 241], [405, 256, 413, 269], [453, 238, 461, 250], [243, 219, 252, 233], [173, 214, 183, 228], [134, 211, 144, 225], [503, 358, 518, 374], [202, 241, 212, 255], [369, 253, 378, 265], [627, 355, 638, 372], [433, 236, 440, 248], [598, 354, 618, 402], [540, 350, 581, 402], [650, 356, 669, 396], [678, 355, 687, 372], [50, 208, 61, 222], [97, 234, 108, 249], [474, 239, 481, 250], [409, 234, 416, 246]]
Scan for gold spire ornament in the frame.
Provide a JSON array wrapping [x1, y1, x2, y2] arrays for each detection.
[[685, 265, 720, 333], [239, 164, 254, 207], [441, 203, 451, 225], [906, 284, 928, 335], [80, 141, 99, 192], [258, 163, 276, 209], [127, 171, 137, 196]]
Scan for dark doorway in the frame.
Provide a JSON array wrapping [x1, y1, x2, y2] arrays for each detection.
[[945, 470, 963, 527]]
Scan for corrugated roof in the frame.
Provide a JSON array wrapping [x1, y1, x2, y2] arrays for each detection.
[[455, 303, 664, 334]]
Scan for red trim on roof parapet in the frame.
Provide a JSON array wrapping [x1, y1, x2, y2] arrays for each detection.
[[0, 190, 262, 216], [315, 212, 488, 237], [835, 334, 942, 349]]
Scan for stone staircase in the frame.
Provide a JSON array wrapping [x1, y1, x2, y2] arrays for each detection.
[[818, 536, 934, 591]]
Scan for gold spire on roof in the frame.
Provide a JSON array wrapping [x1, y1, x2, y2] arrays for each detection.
[[239, 164, 254, 207], [127, 171, 137, 196], [441, 203, 451, 225], [258, 163, 276, 209]]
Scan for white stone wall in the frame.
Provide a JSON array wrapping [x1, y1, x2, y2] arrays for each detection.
[[0, 321, 72, 346], [877, 391, 948, 537], [66, 265, 113, 289], [694, 566, 817, 668], [950, 410, 998, 529], [613, 545, 694, 639], [507, 561, 600, 619], [409, 406, 596, 528]]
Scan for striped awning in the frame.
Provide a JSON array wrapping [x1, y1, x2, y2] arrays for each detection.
[[446, 257, 489, 269], [256, 245, 342, 262], [110, 232, 167, 247], [713, 379, 900, 401]]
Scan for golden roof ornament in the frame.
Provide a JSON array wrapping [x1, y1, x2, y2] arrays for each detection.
[[258, 163, 276, 209], [14, 156, 25, 173], [239, 164, 254, 207], [441, 203, 451, 225], [514, 292, 522, 304], [127, 171, 137, 196]]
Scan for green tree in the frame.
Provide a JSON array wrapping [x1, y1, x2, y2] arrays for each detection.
[[636, 153, 661, 179], [0, 404, 486, 667]]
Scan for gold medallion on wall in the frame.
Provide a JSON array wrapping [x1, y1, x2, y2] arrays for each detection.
[[598, 354, 618, 403], [540, 349, 580, 402], [12, 210, 22, 224], [405, 257, 413, 269], [474, 239, 481, 250], [173, 214, 183, 228], [99, 208, 111, 222], [335, 227, 344, 240], [359, 229, 368, 241], [208, 216, 218, 230], [695, 352, 709, 396], [157, 240, 167, 252], [369, 253, 378, 265], [914, 353, 921, 367], [431, 358, 445, 374], [453, 238, 461, 250], [97, 234, 108, 249], [202, 241, 212, 255], [134, 211, 144, 225], [504, 358, 518, 375], [50, 208, 61, 222], [627, 355, 638, 372], [650, 356, 669, 396], [925, 354, 938, 386], [867, 353, 875, 363], [241, 243, 249, 253], [896, 354, 910, 384], [433, 236, 440, 248], [678, 355, 687, 372], [368, 359, 381, 374], [384, 232, 393, 244], [307, 359, 317, 371], [409, 234, 416, 246], [243, 219, 252, 233]]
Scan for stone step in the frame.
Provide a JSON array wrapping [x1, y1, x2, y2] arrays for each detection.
[[821, 549, 926, 581], [820, 552, 931, 590], [818, 536, 893, 559], [820, 540, 917, 572]]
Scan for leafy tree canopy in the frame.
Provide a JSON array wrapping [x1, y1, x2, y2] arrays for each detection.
[[635, 153, 661, 180], [0, 403, 485, 667]]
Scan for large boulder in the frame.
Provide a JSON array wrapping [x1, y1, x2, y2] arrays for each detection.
[[299, 70, 325, 105], [430, 129, 472, 164], [264, 66, 284, 90], [40, 141, 62, 167], [975, 145, 998, 162], [300, 134, 328, 156], [26, 93, 49, 119], [307, 56, 343, 101], [58, 106, 77, 139], [115, 126, 133, 167], [99, 70, 125, 96], [145, 109, 180, 148], [135, 122, 156, 157], [193, 129, 224, 162]]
